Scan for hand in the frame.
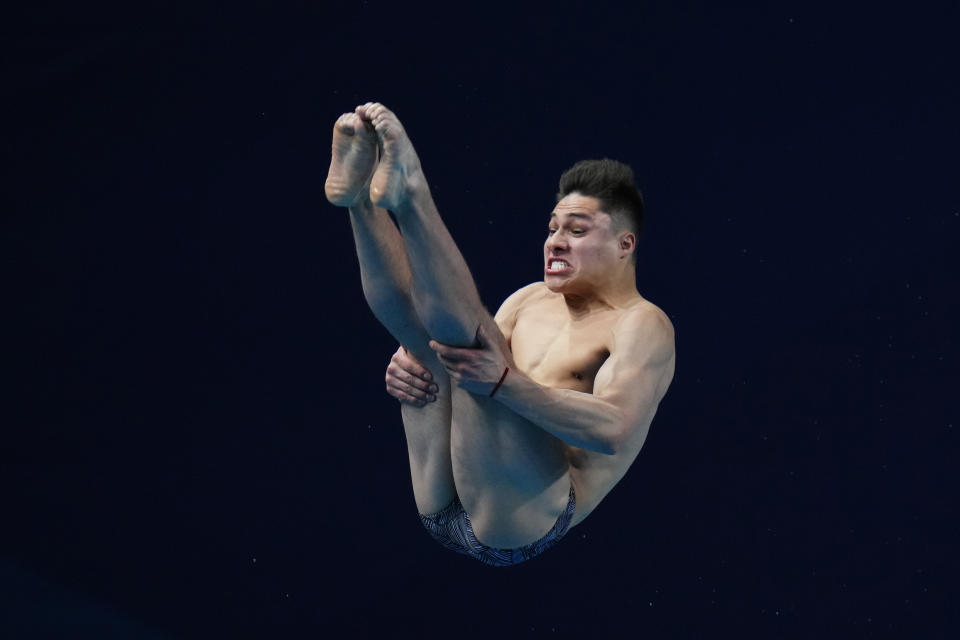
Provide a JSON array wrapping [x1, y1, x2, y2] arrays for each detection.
[[429, 323, 514, 396], [385, 346, 439, 407]]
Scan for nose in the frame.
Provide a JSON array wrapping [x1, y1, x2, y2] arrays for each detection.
[[546, 231, 568, 253]]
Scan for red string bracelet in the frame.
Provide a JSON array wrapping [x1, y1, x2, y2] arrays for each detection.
[[489, 366, 510, 397]]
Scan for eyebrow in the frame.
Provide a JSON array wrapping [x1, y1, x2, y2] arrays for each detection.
[[549, 212, 594, 221]]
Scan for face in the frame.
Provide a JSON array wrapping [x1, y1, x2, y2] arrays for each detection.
[[544, 193, 630, 293]]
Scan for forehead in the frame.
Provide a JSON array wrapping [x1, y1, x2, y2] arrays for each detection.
[[551, 193, 607, 222]]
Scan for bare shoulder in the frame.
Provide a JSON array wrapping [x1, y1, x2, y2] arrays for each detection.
[[495, 282, 550, 321], [495, 282, 550, 342], [615, 298, 675, 352], [617, 298, 673, 335], [508, 281, 551, 306]]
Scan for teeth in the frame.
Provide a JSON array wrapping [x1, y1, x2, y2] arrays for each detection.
[[551, 260, 568, 269]]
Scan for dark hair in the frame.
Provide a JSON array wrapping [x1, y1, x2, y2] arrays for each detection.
[[557, 159, 645, 240]]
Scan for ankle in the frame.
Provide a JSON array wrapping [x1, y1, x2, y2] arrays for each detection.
[[347, 192, 376, 215], [389, 176, 432, 217]]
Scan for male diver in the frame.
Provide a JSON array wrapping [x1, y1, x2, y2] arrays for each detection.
[[325, 102, 675, 566]]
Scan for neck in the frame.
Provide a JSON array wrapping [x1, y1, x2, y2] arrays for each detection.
[[561, 267, 639, 317]]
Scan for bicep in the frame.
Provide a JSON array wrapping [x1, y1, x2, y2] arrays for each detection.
[[593, 310, 675, 435]]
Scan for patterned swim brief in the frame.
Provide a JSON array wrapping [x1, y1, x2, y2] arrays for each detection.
[[418, 484, 576, 567]]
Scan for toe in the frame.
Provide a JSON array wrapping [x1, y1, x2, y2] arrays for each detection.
[[374, 120, 392, 139], [376, 110, 398, 132], [335, 114, 356, 135]]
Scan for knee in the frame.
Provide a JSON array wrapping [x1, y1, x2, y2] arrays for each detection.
[[417, 300, 488, 348]]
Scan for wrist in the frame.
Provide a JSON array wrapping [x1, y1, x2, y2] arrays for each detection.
[[488, 366, 510, 398]]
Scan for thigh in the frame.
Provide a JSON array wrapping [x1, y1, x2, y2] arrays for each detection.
[[374, 297, 459, 515], [449, 385, 573, 549], [401, 369, 457, 515], [399, 384, 456, 516]]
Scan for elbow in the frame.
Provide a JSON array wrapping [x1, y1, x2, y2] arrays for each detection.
[[597, 417, 626, 456], [571, 430, 617, 455], [601, 435, 621, 456], [597, 440, 617, 456]]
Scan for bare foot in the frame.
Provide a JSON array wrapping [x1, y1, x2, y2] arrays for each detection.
[[324, 112, 378, 208], [355, 102, 424, 213]]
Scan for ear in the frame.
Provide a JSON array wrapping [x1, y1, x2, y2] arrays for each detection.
[[619, 231, 636, 257]]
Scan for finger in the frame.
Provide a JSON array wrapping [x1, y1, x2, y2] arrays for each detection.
[[386, 378, 419, 401], [385, 380, 410, 403], [387, 378, 425, 399], [387, 362, 436, 393], [395, 390, 427, 407], [429, 340, 468, 360], [386, 371, 433, 398], [436, 357, 464, 377], [401, 368, 433, 392], [474, 323, 488, 347], [395, 349, 435, 382], [387, 380, 435, 405], [402, 370, 432, 392]]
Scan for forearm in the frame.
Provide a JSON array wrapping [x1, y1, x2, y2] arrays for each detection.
[[494, 368, 622, 455]]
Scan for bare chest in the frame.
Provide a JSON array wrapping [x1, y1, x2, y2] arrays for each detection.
[[510, 302, 616, 393], [506, 294, 652, 525]]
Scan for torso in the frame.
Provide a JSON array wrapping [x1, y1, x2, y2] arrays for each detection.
[[506, 283, 674, 527]]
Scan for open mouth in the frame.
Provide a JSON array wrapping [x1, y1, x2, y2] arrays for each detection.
[[545, 258, 572, 274]]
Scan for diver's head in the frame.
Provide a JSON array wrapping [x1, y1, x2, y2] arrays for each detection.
[[544, 159, 644, 294]]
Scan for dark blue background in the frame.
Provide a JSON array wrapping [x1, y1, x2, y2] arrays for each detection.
[[3, 2, 957, 637]]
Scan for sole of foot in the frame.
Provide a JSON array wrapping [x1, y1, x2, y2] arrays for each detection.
[[324, 112, 379, 208], [355, 102, 423, 213]]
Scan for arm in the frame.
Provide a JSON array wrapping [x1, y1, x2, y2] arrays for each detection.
[[431, 303, 674, 455], [496, 306, 674, 455], [494, 310, 674, 455], [382, 283, 543, 406]]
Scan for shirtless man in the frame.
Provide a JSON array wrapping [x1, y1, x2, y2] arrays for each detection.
[[325, 102, 675, 566]]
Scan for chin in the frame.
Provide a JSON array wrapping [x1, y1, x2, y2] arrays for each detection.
[[543, 277, 571, 293]]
